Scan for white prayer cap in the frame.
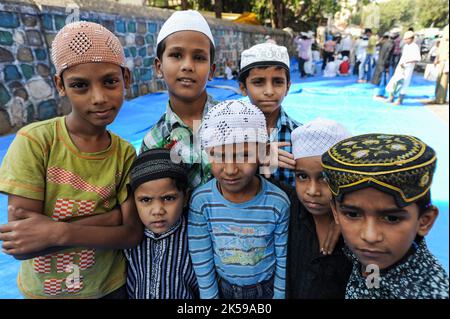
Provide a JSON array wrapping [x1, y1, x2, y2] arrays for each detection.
[[157, 10, 215, 47], [403, 30, 415, 40], [292, 118, 351, 160], [200, 100, 268, 149], [239, 43, 290, 80]]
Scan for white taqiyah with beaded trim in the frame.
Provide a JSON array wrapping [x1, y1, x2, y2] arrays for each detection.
[[200, 100, 268, 149], [291, 118, 351, 159], [156, 10, 215, 47], [239, 42, 290, 76], [51, 21, 125, 76]]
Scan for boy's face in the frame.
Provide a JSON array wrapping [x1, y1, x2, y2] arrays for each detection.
[[155, 31, 216, 103], [208, 142, 262, 203], [55, 62, 130, 129], [134, 177, 187, 234], [240, 66, 290, 117], [404, 37, 414, 44], [295, 156, 332, 216], [331, 187, 438, 270]]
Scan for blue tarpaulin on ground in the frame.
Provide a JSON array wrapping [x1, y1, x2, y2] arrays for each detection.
[[0, 72, 448, 298]]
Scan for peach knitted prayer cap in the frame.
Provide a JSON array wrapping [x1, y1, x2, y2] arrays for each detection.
[[51, 21, 125, 76]]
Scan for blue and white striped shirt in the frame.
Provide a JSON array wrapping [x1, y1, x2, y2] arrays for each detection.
[[124, 215, 199, 299], [188, 177, 290, 299]]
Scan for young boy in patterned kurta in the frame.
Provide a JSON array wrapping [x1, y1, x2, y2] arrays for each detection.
[[140, 10, 217, 190], [322, 133, 449, 299], [0, 21, 142, 299], [125, 148, 198, 299]]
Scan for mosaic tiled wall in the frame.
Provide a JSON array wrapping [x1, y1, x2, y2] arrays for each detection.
[[0, 0, 290, 134]]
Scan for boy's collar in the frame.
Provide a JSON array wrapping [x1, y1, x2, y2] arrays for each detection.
[[165, 94, 216, 130], [144, 217, 183, 240], [344, 238, 424, 277]]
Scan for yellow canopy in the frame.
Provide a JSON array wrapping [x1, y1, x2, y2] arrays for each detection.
[[233, 12, 261, 25]]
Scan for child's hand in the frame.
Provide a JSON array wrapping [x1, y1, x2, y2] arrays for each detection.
[[275, 142, 296, 170], [260, 142, 296, 178], [0, 206, 62, 256], [321, 220, 341, 255]]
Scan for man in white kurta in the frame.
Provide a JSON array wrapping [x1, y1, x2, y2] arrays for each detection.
[[385, 31, 421, 105]]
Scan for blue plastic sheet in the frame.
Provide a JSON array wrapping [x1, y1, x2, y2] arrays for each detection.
[[0, 73, 448, 298]]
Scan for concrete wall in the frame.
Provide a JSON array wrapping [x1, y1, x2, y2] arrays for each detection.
[[0, 0, 291, 134]]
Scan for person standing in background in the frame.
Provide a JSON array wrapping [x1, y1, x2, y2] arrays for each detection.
[[433, 25, 449, 104], [363, 29, 377, 82], [297, 33, 313, 78], [322, 35, 336, 72], [372, 33, 395, 99], [385, 31, 421, 105]]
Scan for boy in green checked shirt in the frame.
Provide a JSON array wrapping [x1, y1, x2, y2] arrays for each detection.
[[140, 10, 217, 189]]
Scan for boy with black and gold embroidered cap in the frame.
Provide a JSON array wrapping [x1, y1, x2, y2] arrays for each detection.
[[322, 133, 449, 299]]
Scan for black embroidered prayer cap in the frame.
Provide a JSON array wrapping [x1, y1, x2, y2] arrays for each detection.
[[129, 148, 188, 192], [321, 134, 437, 207]]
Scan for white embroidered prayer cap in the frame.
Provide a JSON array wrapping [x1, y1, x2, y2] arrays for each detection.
[[291, 118, 351, 160], [403, 30, 415, 40], [239, 43, 290, 80], [156, 10, 215, 47], [200, 100, 268, 149]]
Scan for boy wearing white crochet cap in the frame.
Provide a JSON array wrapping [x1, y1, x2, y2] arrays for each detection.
[[286, 118, 352, 299], [188, 100, 290, 299], [140, 10, 217, 189], [238, 43, 301, 187], [0, 21, 143, 298]]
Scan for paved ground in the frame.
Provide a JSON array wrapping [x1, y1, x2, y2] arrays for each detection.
[[425, 102, 449, 124]]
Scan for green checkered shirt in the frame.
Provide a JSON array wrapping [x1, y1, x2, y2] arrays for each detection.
[[140, 95, 218, 190]]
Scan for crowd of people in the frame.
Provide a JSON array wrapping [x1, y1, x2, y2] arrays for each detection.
[[292, 26, 449, 105], [0, 10, 448, 300]]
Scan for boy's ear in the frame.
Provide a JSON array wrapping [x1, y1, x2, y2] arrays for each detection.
[[330, 199, 340, 225], [154, 57, 163, 78], [239, 82, 247, 96], [417, 206, 439, 237], [123, 68, 132, 89], [285, 81, 291, 96], [54, 75, 66, 96], [208, 63, 216, 81]]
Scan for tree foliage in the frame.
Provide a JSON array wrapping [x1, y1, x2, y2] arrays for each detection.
[[416, 0, 449, 28], [252, 0, 341, 30], [370, 0, 448, 34], [149, 0, 448, 33]]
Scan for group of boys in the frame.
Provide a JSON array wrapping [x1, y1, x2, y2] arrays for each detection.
[[0, 10, 448, 300]]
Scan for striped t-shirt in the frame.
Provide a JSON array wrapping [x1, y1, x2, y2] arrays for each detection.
[[188, 177, 290, 299], [124, 215, 199, 299]]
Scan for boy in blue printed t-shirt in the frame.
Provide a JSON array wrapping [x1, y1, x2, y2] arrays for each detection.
[[188, 100, 290, 299]]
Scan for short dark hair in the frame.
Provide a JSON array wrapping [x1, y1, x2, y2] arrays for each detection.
[[156, 38, 215, 65], [238, 66, 290, 88], [173, 176, 188, 194]]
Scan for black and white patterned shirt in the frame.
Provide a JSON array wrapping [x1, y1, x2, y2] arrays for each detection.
[[344, 239, 449, 299], [124, 215, 199, 299]]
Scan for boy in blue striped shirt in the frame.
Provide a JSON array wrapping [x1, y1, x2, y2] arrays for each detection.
[[188, 100, 290, 299]]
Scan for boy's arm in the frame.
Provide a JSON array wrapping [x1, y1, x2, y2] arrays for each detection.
[[188, 206, 219, 299], [273, 205, 289, 299], [0, 195, 143, 257], [1, 195, 124, 260]]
